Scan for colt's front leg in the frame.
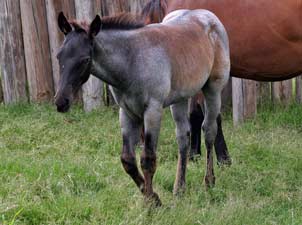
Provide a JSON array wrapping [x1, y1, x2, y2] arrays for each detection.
[[120, 109, 145, 193], [141, 101, 163, 206]]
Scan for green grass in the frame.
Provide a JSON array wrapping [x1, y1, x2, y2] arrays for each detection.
[[0, 103, 302, 225]]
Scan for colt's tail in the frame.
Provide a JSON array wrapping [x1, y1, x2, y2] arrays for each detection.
[[141, 0, 168, 24]]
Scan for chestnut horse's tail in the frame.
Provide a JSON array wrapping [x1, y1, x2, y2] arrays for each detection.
[[141, 0, 168, 24]]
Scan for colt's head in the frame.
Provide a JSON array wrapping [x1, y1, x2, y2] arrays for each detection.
[[55, 12, 102, 113]]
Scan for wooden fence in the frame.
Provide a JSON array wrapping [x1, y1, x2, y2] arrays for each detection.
[[0, 0, 301, 123], [232, 79, 302, 125]]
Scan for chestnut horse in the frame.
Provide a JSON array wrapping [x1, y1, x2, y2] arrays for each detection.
[[55, 10, 230, 205], [142, 0, 302, 159]]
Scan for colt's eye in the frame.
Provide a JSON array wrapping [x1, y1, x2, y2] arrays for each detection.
[[83, 58, 90, 64]]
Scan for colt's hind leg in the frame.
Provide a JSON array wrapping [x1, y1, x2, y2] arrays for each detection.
[[202, 83, 223, 188], [170, 100, 190, 195], [141, 101, 163, 206], [120, 109, 145, 193]]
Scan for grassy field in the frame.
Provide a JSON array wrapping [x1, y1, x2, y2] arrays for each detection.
[[0, 103, 302, 225]]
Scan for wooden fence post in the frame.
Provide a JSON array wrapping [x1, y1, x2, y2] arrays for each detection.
[[232, 78, 257, 125], [100, 0, 149, 15], [272, 80, 293, 104], [101, 0, 129, 15], [296, 76, 302, 104], [20, 0, 54, 102], [257, 82, 271, 105], [129, 0, 149, 14], [0, 72, 3, 102], [45, 0, 76, 92], [0, 0, 28, 103], [232, 78, 244, 125], [75, 0, 103, 112]]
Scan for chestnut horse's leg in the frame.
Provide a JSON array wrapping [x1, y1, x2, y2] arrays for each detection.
[[170, 100, 190, 195], [120, 109, 145, 193], [189, 102, 202, 159], [141, 101, 163, 206], [215, 114, 231, 165], [189, 97, 231, 165]]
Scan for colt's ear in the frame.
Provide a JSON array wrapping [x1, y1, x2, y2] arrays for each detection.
[[89, 15, 102, 39], [58, 12, 72, 35]]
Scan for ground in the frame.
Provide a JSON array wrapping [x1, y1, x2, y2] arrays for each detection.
[[0, 103, 302, 225]]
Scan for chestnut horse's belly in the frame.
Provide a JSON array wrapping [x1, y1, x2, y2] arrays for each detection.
[[168, 0, 302, 81], [230, 42, 302, 81]]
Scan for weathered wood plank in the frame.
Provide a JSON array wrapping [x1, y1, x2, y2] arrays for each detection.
[[75, 0, 103, 112], [0, 0, 28, 103], [0, 69, 3, 102], [257, 82, 271, 105], [232, 78, 257, 125], [101, 0, 129, 15], [100, 0, 148, 16], [94, 0, 102, 15], [272, 80, 293, 105], [243, 80, 257, 118], [296, 76, 302, 104], [129, 0, 149, 14], [20, 0, 54, 102], [45, 0, 75, 92], [232, 78, 244, 125]]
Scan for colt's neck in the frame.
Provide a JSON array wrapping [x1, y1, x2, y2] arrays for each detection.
[[90, 31, 132, 91]]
